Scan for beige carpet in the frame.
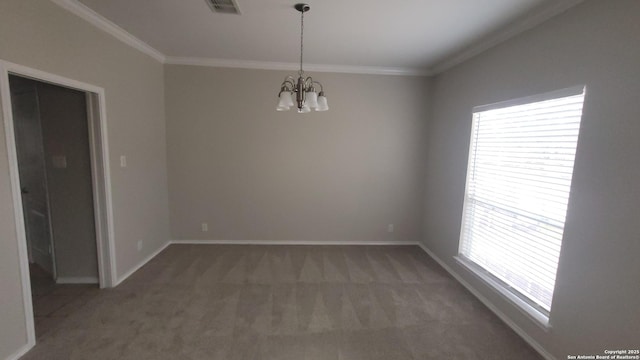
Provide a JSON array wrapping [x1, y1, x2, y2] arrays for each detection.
[[21, 244, 542, 359]]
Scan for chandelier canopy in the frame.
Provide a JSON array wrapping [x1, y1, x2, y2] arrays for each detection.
[[276, 3, 328, 113]]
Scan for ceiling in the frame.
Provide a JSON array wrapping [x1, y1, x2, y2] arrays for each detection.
[[72, 0, 579, 74]]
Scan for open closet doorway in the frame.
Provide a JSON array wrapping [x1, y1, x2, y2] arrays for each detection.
[[11, 75, 100, 279], [0, 60, 116, 345], [11, 74, 100, 337]]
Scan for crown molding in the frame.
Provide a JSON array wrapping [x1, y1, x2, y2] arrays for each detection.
[[50, 0, 166, 63], [430, 0, 585, 75], [49, 0, 429, 76], [52, 0, 582, 77], [165, 56, 431, 76]]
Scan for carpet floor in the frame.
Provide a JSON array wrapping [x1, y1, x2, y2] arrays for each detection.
[[21, 244, 542, 359], [29, 263, 100, 339]]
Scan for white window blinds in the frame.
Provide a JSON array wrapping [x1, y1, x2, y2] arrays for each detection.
[[459, 87, 586, 314]]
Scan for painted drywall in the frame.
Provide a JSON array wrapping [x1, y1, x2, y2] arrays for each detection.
[[166, 66, 430, 244], [0, 0, 170, 357], [422, 0, 640, 358]]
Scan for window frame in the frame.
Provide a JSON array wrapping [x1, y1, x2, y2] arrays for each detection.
[[457, 85, 586, 328]]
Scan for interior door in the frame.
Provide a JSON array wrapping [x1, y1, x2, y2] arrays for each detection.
[[10, 75, 56, 277]]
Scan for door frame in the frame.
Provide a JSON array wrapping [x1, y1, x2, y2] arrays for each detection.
[[0, 60, 117, 346]]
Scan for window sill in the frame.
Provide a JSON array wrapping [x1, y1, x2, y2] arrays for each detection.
[[454, 256, 552, 332]]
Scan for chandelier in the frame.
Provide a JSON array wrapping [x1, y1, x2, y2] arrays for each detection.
[[276, 3, 329, 113]]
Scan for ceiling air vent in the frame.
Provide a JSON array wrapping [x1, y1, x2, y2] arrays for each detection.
[[206, 0, 241, 14]]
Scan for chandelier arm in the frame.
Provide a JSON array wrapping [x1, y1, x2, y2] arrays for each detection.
[[302, 76, 312, 89], [281, 80, 295, 89], [311, 81, 323, 93]]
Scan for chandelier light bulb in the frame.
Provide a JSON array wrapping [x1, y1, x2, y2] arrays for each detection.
[[306, 90, 318, 109], [316, 94, 329, 111], [277, 91, 294, 110]]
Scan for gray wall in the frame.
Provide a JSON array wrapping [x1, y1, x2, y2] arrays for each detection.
[[166, 66, 430, 243], [0, 0, 170, 357], [422, 1, 640, 358]]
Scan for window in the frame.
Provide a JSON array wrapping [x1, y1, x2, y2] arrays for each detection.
[[458, 86, 586, 323]]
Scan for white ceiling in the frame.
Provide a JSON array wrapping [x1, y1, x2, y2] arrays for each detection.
[[71, 0, 579, 74]]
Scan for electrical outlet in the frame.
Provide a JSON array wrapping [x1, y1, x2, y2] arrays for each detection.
[[201, 222, 209, 232], [388, 224, 394, 233], [120, 155, 127, 168], [137, 240, 143, 251]]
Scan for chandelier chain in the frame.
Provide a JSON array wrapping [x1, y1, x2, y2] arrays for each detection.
[[299, 9, 304, 76]]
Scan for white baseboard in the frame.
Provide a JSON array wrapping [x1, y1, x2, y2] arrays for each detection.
[[4, 341, 34, 360], [114, 241, 170, 287], [170, 239, 418, 246], [415, 242, 556, 360], [56, 276, 99, 284]]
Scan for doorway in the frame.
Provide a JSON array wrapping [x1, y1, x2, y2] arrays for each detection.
[[11, 75, 99, 282], [10, 75, 101, 337], [0, 60, 116, 347]]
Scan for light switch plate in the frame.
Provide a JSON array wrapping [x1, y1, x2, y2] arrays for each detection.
[[52, 155, 67, 169], [120, 155, 127, 168]]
